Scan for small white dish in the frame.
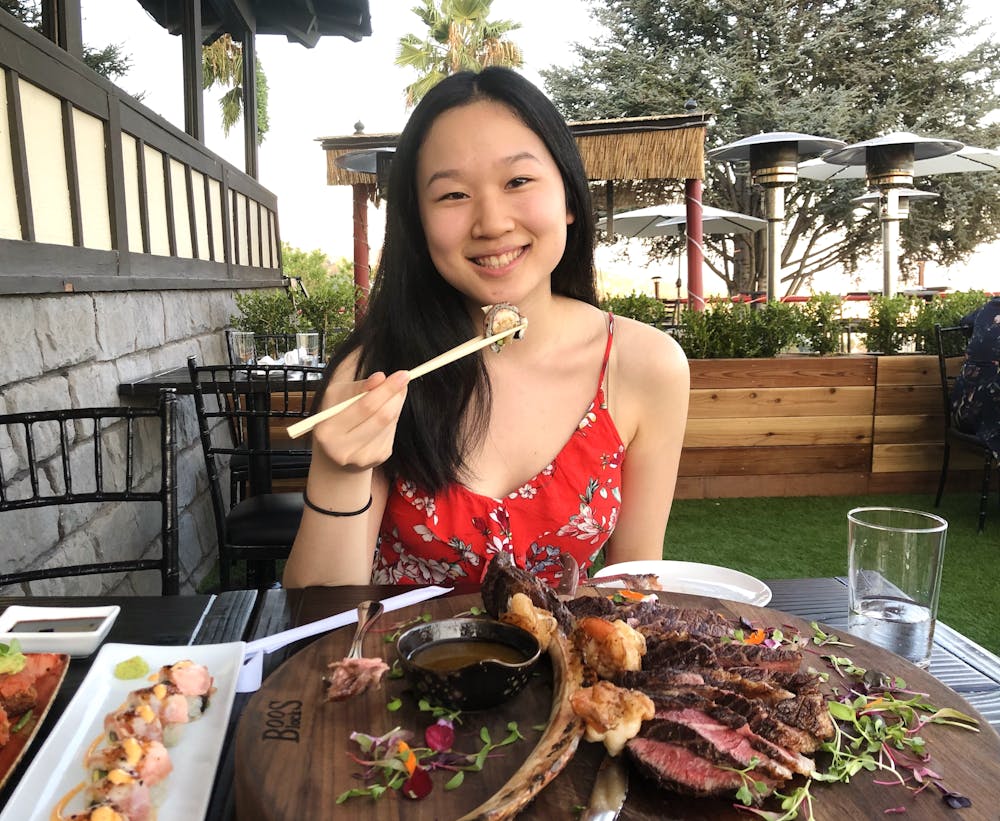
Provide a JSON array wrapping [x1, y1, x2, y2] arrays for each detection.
[[0, 605, 120, 657], [593, 560, 772, 606]]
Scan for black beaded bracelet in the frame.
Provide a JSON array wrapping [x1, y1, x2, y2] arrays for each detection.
[[302, 490, 373, 517]]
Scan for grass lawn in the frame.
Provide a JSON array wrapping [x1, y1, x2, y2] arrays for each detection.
[[664, 491, 1000, 656]]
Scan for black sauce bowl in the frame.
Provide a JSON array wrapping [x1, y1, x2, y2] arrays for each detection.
[[396, 618, 541, 711]]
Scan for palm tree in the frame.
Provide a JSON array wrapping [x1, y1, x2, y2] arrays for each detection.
[[202, 34, 270, 144], [396, 0, 524, 107]]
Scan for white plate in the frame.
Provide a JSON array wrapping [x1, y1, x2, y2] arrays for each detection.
[[0, 605, 119, 657], [593, 560, 773, 606], [0, 641, 245, 821]]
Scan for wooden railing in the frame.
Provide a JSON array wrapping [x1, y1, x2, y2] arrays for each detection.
[[0, 13, 282, 294]]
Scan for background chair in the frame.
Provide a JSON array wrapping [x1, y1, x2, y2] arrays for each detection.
[[188, 357, 323, 589], [0, 389, 180, 594], [934, 323, 998, 532]]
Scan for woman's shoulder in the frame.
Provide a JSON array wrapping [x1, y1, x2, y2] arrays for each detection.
[[611, 314, 688, 374]]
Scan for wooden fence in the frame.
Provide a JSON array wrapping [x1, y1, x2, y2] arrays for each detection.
[[676, 354, 981, 500]]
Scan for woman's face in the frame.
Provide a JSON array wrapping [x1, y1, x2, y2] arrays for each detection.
[[415, 100, 574, 310]]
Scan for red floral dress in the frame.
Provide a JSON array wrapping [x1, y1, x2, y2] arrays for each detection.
[[372, 315, 624, 589]]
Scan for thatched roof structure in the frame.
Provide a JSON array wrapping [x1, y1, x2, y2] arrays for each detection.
[[319, 111, 710, 186]]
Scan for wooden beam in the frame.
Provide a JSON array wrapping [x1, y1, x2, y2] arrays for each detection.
[[182, 0, 204, 141], [241, 27, 258, 179]]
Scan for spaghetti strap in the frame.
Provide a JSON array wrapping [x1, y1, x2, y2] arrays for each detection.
[[598, 312, 615, 407]]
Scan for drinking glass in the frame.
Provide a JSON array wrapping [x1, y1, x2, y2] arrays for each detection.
[[847, 506, 948, 668], [228, 330, 257, 365], [296, 332, 321, 367]]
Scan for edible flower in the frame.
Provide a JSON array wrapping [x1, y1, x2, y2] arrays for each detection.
[[396, 741, 418, 775]]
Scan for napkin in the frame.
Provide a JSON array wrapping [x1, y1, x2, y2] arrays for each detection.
[[236, 586, 452, 692]]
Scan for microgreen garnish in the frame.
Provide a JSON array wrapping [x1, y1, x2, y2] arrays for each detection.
[[337, 719, 526, 804], [383, 613, 433, 644], [810, 622, 854, 647], [386, 697, 402, 712], [417, 698, 462, 724], [718, 757, 769, 805]]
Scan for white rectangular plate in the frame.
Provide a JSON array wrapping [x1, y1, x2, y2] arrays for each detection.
[[0, 641, 245, 821], [0, 605, 120, 657]]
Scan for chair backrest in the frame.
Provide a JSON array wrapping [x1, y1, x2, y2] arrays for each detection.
[[934, 323, 973, 424], [0, 389, 180, 595], [225, 331, 327, 364], [187, 357, 324, 527]]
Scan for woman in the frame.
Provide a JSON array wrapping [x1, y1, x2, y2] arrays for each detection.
[[951, 295, 1000, 458], [283, 68, 689, 588]]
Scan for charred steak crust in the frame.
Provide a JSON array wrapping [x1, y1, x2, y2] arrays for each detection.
[[481, 551, 575, 633]]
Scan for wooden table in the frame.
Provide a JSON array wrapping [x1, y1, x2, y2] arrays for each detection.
[[5, 579, 1000, 819]]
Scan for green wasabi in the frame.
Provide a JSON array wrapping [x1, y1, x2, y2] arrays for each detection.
[[114, 655, 150, 680]]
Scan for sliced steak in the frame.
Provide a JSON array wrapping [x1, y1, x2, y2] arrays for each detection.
[[627, 734, 778, 801]]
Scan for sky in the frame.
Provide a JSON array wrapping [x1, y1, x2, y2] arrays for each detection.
[[79, 0, 999, 296]]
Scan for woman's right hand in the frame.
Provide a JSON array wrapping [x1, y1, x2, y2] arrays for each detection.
[[309, 370, 411, 474]]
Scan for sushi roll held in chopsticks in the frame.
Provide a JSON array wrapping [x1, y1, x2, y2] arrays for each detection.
[[482, 303, 527, 353]]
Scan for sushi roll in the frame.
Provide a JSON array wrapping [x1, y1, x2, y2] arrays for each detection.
[[127, 683, 196, 727], [482, 303, 527, 353], [84, 771, 152, 821], [149, 660, 214, 722], [86, 736, 173, 787], [104, 703, 164, 745]]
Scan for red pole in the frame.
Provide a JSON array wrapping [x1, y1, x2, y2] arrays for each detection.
[[352, 183, 371, 322], [685, 178, 705, 311]]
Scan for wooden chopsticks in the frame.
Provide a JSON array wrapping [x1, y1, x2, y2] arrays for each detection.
[[286, 321, 527, 439]]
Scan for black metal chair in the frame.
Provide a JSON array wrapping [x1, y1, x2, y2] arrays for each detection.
[[0, 389, 180, 594], [187, 357, 323, 589], [933, 323, 998, 532]]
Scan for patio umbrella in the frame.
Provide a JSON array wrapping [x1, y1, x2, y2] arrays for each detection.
[[597, 204, 766, 238], [797, 144, 1000, 181]]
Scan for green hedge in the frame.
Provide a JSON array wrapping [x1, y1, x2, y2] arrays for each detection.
[[599, 290, 992, 358]]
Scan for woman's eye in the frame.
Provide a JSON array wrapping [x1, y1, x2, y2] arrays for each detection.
[[437, 191, 467, 202], [507, 176, 531, 189]]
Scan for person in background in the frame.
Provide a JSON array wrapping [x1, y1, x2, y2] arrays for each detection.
[[283, 68, 689, 589], [951, 295, 1000, 458]]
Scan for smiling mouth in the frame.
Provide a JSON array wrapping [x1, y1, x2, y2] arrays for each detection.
[[471, 247, 526, 269]]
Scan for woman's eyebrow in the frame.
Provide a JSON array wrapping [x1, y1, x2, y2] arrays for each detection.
[[424, 152, 543, 188]]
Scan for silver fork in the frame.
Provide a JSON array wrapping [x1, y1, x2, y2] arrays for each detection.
[[346, 599, 384, 659]]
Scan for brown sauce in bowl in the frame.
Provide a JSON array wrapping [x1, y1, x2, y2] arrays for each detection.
[[409, 639, 529, 671]]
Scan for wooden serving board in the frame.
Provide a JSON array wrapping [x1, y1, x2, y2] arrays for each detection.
[[235, 593, 1000, 820]]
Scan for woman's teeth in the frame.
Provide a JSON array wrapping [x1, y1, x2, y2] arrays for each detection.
[[474, 248, 523, 268]]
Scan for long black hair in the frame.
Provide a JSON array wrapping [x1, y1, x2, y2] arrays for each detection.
[[324, 67, 598, 491]]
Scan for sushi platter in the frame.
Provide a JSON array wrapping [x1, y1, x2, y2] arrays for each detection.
[[0, 642, 244, 821]]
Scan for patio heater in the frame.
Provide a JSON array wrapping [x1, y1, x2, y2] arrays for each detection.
[[818, 133, 961, 296], [707, 133, 846, 302]]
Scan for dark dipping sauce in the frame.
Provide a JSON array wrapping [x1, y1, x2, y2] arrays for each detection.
[[8, 617, 105, 633], [409, 639, 530, 671]]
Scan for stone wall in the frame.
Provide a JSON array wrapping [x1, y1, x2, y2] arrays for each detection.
[[0, 288, 246, 595]]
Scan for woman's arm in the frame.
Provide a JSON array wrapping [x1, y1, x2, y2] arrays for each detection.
[[602, 319, 690, 565], [282, 363, 410, 587]]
